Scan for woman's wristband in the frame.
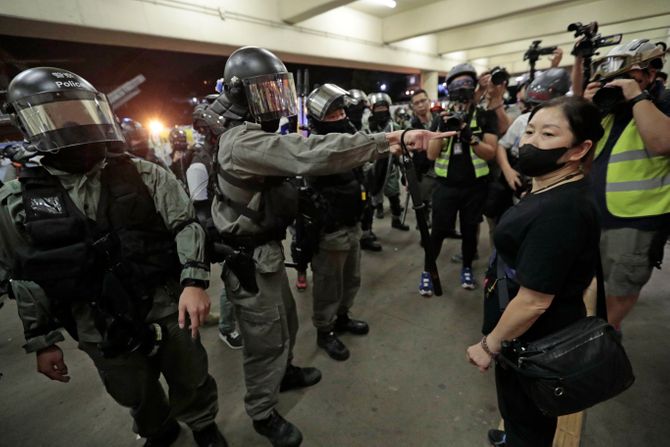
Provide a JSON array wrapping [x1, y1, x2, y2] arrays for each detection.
[[481, 336, 499, 358]]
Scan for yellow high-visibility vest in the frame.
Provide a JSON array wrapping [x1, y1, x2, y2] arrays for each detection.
[[434, 112, 489, 179], [595, 114, 670, 218]]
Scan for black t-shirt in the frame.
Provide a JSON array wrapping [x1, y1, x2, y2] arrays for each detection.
[[591, 87, 670, 231], [411, 113, 440, 176], [493, 178, 600, 341], [442, 107, 497, 186]]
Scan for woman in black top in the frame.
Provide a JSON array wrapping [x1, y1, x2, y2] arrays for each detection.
[[466, 96, 604, 447]]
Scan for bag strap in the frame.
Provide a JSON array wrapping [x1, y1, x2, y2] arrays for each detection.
[[495, 252, 510, 312], [595, 249, 608, 321]]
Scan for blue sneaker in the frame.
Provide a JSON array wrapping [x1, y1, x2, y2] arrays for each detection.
[[419, 271, 433, 297], [461, 267, 476, 290], [487, 429, 506, 446]]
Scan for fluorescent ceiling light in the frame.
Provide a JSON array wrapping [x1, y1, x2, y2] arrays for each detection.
[[362, 0, 397, 8]]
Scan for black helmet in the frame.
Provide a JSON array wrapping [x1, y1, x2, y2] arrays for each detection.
[[526, 68, 571, 105], [4, 67, 124, 153], [169, 128, 188, 151], [222, 46, 298, 122], [120, 118, 150, 157], [446, 63, 477, 85], [306, 83, 351, 121]]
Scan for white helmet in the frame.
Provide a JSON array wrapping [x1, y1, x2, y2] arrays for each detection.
[[590, 39, 667, 81]]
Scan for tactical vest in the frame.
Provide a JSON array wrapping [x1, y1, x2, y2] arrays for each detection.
[[14, 156, 181, 305], [434, 110, 490, 179], [595, 114, 670, 218], [216, 169, 298, 246], [309, 171, 365, 231]]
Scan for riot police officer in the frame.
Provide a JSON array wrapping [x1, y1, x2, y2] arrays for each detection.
[[0, 67, 226, 446], [212, 46, 448, 446], [168, 127, 192, 187], [305, 83, 370, 361], [368, 92, 409, 231], [119, 117, 167, 168], [346, 89, 381, 251]]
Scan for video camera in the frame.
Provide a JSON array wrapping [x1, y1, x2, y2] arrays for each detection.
[[524, 40, 557, 64], [568, 21, 622, 59], [523, 40, 557, 82]]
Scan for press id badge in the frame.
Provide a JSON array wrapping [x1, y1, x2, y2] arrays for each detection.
[[453, 141, 463, 155]]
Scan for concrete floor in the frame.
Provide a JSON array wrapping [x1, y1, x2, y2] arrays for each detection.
[[1, 209, 668, 447]]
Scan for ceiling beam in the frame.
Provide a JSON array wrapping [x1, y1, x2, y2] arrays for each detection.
[[436, 0, 670, 54], [382, 0, 577, 43], [461, 15, 670, 61], [280, 0, 355, 25]]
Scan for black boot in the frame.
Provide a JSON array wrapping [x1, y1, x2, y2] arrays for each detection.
[[375, 203, 384, 219], [193, 423, 229, 447], [253, 410, 303, 447], [391, 216, 410, 231], [360, 233, 382, 251], [334, 313, 369, 335], [316, 331, 350, 361], [280, 364, 322, 392], [144, 420, 180, 447]]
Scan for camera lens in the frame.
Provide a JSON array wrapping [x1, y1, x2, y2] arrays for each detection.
[[491, 68, 509, 86]]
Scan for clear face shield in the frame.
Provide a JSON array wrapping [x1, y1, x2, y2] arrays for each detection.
[[243, 72, 299, 122], [13, 91, 124, 153]]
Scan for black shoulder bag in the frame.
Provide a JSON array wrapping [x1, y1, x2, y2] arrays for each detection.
[[496, 253, 635, 417]]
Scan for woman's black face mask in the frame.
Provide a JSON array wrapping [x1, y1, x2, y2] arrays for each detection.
[[517, 143, 570, 177]]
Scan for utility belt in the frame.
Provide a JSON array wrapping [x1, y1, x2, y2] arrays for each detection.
[[218, 229, 286, 251], [213, 230, 287, 296]]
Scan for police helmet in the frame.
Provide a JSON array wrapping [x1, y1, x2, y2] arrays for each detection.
[[525, 68, 571, 105], [222, 46, 298, 122], [394, 107, 409, 120], [368, 92, 392, 109], [120, 118, 150, 156], [348, 89, 368, 108], [169, 128, 188, 151], [4, 67, 124, 153], [306, 83, 352, 121]]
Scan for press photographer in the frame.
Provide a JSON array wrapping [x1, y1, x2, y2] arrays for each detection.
[[580, 37, 670, 331], [476, 66, 512, 135], [420, 63, 497, 295]]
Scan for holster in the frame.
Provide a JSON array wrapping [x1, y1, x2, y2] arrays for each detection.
[[214, 242, 259, 294]]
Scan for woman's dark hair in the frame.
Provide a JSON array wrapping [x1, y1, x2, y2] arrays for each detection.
[[529, 96, 605, 146]]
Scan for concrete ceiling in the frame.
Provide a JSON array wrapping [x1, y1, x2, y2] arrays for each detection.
[[349, 0, 440, 18], [0, 0, 668, 79]]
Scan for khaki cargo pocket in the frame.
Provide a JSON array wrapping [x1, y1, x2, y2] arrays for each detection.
[[238, 306, 283, 355]]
